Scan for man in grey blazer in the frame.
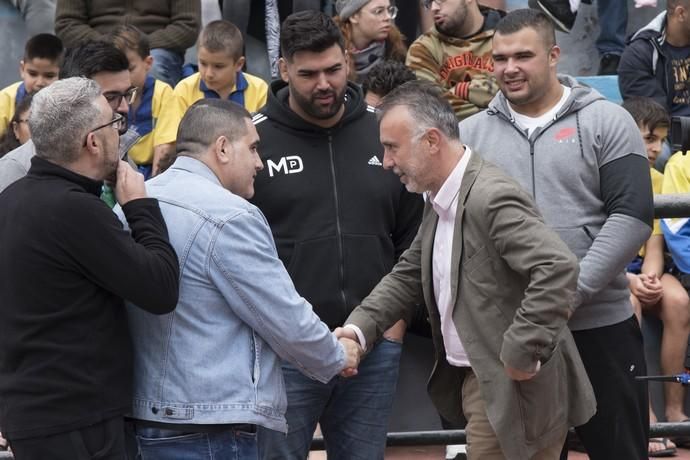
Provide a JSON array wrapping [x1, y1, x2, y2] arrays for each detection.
[[337, 80, 595, 460]]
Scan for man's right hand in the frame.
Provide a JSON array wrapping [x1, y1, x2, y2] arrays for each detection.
[[114, 160, 147, 206], [338, 337, 362, 378]]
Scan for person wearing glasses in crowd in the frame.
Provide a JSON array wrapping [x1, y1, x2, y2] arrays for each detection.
[[406, 0, 503, 120], [334, 0, 407, 83], [0, 41, 137, 194], [0, 76, 180, 460], [0, 94, 33, 158]]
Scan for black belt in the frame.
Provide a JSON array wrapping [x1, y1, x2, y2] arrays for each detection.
[[127, 419, 257, 434]]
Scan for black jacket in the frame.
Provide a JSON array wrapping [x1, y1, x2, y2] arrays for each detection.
[[251, 81, 423, 328], [618, 12, 674, 111], [0, 157, 179, 440]]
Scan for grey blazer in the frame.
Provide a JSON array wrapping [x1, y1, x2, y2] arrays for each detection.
[[347, 152, 596, 459]]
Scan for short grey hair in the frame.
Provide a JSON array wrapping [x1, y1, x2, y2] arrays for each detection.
[[176, 99, 251, 157], [30, 77, 103, 164], [378, 80, 460, 141]]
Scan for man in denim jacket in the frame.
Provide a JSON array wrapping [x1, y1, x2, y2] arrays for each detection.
[[120, 99, 361, 459]]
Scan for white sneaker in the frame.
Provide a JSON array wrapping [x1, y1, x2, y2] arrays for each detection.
[[446, 444, 467, 460]]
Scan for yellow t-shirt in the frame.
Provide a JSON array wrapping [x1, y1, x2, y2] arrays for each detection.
[[173, 71, 268, 114], [128, 77, 181, 166], [651, 167, 663, 237], [0, 81, 24, 137], [639, 167, 664, 258]]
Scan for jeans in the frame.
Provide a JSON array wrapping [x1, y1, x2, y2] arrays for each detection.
[[596, 0, 627, 56], [149, 48, 185, 88], [259, 338, 403, 460], [131, 425, 258, 460]]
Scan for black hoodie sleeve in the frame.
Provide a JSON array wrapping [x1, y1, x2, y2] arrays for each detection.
[[392, 188, 424, 259]]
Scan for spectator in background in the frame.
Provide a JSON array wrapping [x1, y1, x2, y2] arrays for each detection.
[[0, 93, 32, 158], [0, 41, 135, 194], [623, 96, 690, 458], [253, 11, 423, 460], [174, 20, 268, 114], [362, 59, 416, 106], [529, 0, 627, 74], [109, 25, 181, 179], [407, 0, 502, 120], [54, 0, 200, 87], [0, 33, 62, 137], [459, 9, 653, 459], [0, 76, 179, 460], [619, 0, 690, 118], [334, 0, 407, 83]]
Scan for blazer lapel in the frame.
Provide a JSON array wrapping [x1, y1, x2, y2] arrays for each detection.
[[449, 152, 483, 308]]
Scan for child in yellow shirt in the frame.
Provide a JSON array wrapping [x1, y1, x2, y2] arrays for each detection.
[[0, 34, 62, 137], [623, 96, 690, 457], [110, 25, 181, 178], [175, 20, 268, 114]]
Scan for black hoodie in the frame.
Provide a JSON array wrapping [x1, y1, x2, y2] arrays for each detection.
[[618, 11, 690, 117], [251, 81, 423, 328]]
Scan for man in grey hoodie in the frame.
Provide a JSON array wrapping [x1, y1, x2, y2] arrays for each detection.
[[459, 9, 653, 460]]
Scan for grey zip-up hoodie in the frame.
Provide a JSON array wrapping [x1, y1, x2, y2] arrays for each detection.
[[459, 75, 653, 330]]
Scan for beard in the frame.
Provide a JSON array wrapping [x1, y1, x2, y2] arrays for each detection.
[[289, 84, 347, 121], [103, 154, 119, 185], [435, 6, 468, 37]]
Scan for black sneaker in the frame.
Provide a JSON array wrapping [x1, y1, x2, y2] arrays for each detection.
[[598, 53, 621, 75], [528, 0, 577, 33]]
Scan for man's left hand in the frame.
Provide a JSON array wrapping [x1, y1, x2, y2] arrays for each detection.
[[505, 364, 539, 381]]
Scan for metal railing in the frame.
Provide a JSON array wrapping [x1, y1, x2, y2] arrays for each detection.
[[310, 422, 690, 449], [655, 194, 690, 219]]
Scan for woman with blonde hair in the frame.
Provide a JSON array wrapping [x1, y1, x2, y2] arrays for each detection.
[[334, 0, 407, 82]]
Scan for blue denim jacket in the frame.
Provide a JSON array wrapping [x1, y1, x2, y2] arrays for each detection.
[[121, 157, 346, 433]]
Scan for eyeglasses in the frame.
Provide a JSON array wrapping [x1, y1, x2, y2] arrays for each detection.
[[422, 0, 446, 9], [368, 5, 398, 18], [103, 87, 137, 110], [83, 113, 127, 146]]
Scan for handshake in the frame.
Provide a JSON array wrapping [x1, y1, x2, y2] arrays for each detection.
[[334, 326, 363, 378]]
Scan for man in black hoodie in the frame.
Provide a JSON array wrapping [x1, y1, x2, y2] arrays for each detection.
[[0, 77, 179, 459], [252, 10, 423, 460], [619, 0, 690, 118]]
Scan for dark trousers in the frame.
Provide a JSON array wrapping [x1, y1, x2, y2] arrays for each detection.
[[9, 417, 126, 460], [560, 315, 649, 460]]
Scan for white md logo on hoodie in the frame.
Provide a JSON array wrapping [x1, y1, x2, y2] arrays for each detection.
[[267, 155, 304, 177]]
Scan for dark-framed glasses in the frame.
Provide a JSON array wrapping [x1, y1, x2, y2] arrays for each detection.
[[104, 87, 137, 110], [83, 113, 127, 146], [370, 5, 398, 18]]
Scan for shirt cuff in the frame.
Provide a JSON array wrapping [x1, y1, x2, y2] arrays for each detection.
[[343, 324, 367, 351]]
